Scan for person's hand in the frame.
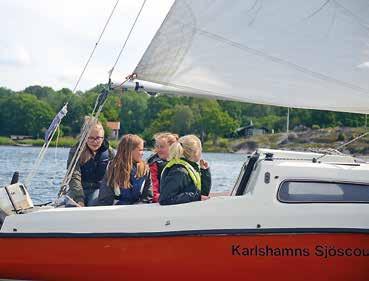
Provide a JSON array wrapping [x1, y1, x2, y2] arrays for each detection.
[[200, 159, 209, 169], [201, 195, 210, 201], [77, 201, 85, 207]]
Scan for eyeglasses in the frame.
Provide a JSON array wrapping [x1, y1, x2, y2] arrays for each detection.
[[88, 136, 104, 142]]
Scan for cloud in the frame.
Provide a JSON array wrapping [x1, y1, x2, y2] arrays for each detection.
[[0, 44, 31, 67], [0, 0, 174, 90], [357, 62, 369, 69]]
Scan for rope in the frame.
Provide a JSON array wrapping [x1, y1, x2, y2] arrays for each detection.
[[108, 0, 147, 80], [72, 0, 120, 93], [315, 130, 369, 160], [336, 131, 369, 150], [58, 92, 109, 198], [54, 126, 61, 161], [57, 0, 147, 199], [24, 124, 60, 187], [23, 1, 121, 190]]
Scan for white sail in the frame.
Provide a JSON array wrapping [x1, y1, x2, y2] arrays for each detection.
[[134, 0, 369, 114]]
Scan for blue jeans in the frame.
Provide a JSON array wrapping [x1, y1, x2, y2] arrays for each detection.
[[84, 188, 99, 206]]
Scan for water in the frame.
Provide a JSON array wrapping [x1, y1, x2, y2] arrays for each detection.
[[0, 146, 247, 204]]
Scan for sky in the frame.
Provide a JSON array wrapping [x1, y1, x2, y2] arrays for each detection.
[[0, 0, 174, 91]]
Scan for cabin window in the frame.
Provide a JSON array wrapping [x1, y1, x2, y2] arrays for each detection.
[[278, 181, 369, 203]]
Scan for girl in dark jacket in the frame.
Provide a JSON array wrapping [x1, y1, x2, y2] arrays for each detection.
[[159, 134, 211, 205], [147, 132, 178, 202], [98, 134, 153, 205], [67, 119, 114, 206]]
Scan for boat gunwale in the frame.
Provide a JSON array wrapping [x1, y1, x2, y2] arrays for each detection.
[[1, 228, 369, 238]]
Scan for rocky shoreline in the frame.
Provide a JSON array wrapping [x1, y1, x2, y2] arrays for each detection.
[[230, 127, 369, 156]]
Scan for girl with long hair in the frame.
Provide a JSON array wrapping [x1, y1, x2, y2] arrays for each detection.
[[67, 117, 114, 206], [159, 134, 211, 205], [98, 134, 153, 205]]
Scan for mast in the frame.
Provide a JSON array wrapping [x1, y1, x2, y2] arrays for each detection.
[[286, 108, 290, 134]]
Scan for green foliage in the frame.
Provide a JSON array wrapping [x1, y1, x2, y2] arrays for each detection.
[[254, 115, 285, 132], [312, 124, 320, 130], [0, 136, 14, 145], [24, 85, 54, 99], [0, 87, 13, 98], [193, 100, 239, 142], [120, 91, 149, 135], [146, 94, 180, 121], [1, 84, 368, 145], [337, 132, 345, 141], [147, 105, 194, 136], [0, 93, 54, 137]]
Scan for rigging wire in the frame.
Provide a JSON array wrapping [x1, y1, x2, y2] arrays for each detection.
[[59, 1, 148, 199], [58, 93, 110, 198], [305, 0, 331, 20], [108, 0, 147, 80], [315, 130, 369, 161], [72, 0, 121, 93], [23, 1, 121, 193], [24, 121, 61, 187]]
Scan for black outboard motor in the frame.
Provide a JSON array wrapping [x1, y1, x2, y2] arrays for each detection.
[[0, 174, 34, 217], [0, 171, 19, 227], [10, 171, 19, 184]]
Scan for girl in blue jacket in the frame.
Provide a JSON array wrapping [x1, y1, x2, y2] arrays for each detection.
[[98, 134, 153, 205]]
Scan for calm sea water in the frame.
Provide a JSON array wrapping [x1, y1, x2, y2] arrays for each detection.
[[0, 146, 247, 204]]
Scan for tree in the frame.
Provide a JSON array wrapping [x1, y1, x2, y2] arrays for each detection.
[[144, 94, 182, 125], [0, 87, 13, 98], [120, 91, 149, 135], [24, 85, 55, 100], [0, 94, 54, 137], [193, 100, 239, 142], [146, 104, 194, 137], [310, 110, 336, 128], [254, 115, 285, 132]]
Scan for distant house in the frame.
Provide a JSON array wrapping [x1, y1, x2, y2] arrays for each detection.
[[234, 125, 269, 137], [10, 135, 33, 141], [106, 121, 120, 140]]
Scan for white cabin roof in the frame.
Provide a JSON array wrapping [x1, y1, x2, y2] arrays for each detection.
[[258, 148, 361, 164]]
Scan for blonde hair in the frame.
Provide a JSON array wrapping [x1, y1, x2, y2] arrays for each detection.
[[153, 132, 179, 153], [169, 134, 202, 161], [107, 134, 147, 189], [80, 117, 104, 164]]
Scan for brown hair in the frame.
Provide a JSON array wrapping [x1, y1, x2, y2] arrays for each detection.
[[107, 134, 147, 189], [80, 117, 104, 165]]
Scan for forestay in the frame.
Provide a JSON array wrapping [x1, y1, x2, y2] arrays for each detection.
[[134, 0, 369, 114]]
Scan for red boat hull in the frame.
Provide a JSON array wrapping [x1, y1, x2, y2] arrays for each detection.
[[0, 232, 368, 281]]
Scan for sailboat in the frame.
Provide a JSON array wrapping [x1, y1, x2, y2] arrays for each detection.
[[1, 1, 369, 280]]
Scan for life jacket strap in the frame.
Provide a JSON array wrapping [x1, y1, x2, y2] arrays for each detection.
[[162, 159, 201, 190]]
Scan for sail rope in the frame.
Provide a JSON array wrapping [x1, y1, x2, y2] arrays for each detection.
[[57, 89, 110, 198], [23, 1, 121, 190], [72, 0, 120, 93], [58, 1, 148, 200], [24, 104, 68, 187], [108, 0, 147, 80], [315, 130, 369, 161], [24, 128, 58, 187]]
